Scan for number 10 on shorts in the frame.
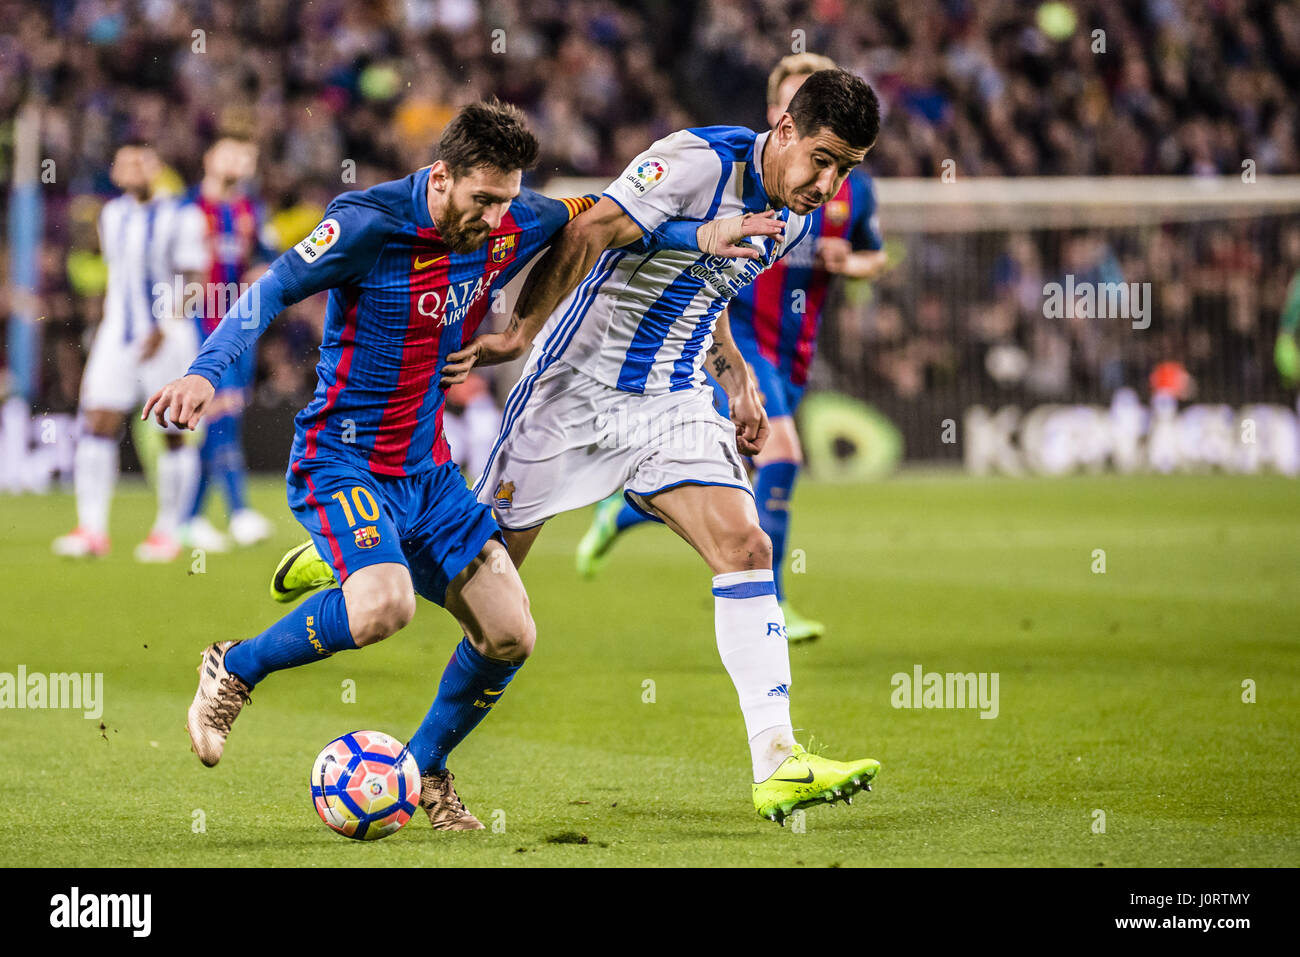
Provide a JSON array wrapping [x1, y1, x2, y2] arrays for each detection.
[[331, 486, 380, 528]]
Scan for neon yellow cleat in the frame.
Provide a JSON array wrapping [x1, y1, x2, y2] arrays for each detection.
[[1277, 333, 1300, 387], [575, 493, 626, 580], [270, 540, 336, 603], [781, 601, 825, 643], [752, 744, 879, 825]]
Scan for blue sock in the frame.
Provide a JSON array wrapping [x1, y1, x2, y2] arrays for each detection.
[[407, 638, 523, 774], [224, 588, 355, 687], [188, 445, 212, 521], [208, 414, 250, 513], [615, 500, 654, 532], [754, 461, 798, 601]]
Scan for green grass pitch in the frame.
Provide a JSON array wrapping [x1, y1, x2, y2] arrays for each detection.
[[1, 472, 1297, 867]]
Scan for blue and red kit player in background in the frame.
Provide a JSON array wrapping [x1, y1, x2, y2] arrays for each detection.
[[171, 135, 277, 550], [144, 100, 774, 829], [581, 54, 888, 643]]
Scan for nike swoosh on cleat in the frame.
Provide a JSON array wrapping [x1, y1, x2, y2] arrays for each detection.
[[273, 543, 315, 595], [774, 769, 815, 783]]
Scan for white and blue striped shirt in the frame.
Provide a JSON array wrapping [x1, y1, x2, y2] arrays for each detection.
[[98, 194, 189, 343], [537, 126, 813, 394]]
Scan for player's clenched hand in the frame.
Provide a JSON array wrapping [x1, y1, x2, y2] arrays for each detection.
[[141, 374, 215, 430], [697, 210, 786, 261], [814, 236, 852, 273], [441, 332, 523, 386], [729, 378, 769, 457], [139, 326, 165, 362]]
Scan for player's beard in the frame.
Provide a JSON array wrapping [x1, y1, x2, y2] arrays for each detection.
[[438, 205, 493, 254]]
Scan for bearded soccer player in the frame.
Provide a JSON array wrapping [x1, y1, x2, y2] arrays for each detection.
[[439, 70, 884, 824], [576, 54, 889, 644], [145, 100, 780, 829]]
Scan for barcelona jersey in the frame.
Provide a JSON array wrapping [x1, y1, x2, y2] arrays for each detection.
[[727, 168, 881, 388], [187, 191, 269, 337], [267, 169, 593, 478]]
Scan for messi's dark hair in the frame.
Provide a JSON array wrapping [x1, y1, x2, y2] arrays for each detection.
[[786, 69, 880, 151], [435, 98, 540, 176]]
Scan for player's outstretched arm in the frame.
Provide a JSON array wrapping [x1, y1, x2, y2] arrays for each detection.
[[441, 196, 644, 385], [143, 201, 386, 427], [627, 210, 786, 260], [816, 237, 889, 279], [141, 265, 297, 429], [691, 211, 786, 260], [708, 309, 769, 457]]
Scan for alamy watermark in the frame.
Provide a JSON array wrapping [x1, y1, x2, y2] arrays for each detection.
[[891, 664, 999, 719], [0, 666, 103, 719], [1043, 275, 1151, 330], [594, 408, 731, 454], [152, 276, 258, 328], [49, 887, 150, 937]]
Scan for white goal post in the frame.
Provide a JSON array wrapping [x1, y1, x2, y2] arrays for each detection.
[[542, 174, 1300, 228]]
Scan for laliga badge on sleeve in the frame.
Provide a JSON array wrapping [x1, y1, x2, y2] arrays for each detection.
[[295, 218, 341, 264], [623, 157, 668, 196]]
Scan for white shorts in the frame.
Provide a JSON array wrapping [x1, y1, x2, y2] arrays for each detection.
[[81, 318, 198, 421], [474, 350, 752, 530]]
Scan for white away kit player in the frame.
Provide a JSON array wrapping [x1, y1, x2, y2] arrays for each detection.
[[53, 142, 200, 562], [443, 70, 887, 822]]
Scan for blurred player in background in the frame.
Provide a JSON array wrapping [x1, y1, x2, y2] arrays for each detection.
[[440, 374, 502, 482], [175, 135, 275, 552], [576, 54, 889, 643], [1276, 265, 1300, 388], [52, 142, 200, 562]]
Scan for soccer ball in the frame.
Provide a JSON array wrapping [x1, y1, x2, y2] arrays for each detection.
[[310, 730, 421, 841]]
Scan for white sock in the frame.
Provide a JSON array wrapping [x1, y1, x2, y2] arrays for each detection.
[[713, 569, 796, 782], [1, 397, 30, 492], [74, 434, 119, 537], [154, 444, 199, 537]]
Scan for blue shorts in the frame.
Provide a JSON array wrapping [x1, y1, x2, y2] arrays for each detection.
[[708, 341, 805, 421], [286, 456, 499, 607]]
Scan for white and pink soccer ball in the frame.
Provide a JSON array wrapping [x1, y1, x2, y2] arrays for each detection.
[[310, 730, 420, 841]]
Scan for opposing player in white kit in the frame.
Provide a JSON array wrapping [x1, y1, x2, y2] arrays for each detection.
[[444, 70, 884, 823], [53, 142, 201, 563]]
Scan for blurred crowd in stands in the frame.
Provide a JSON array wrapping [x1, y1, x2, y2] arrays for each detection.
[[2, 0, 1298, 424], [822, 217, 1300, 433]]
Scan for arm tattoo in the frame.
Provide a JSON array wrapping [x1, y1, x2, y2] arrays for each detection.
[[708, 343, 731, 378]]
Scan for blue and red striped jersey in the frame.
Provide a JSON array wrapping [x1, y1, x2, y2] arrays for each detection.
[[187, 191, 269, 336], [728, 168, 881, 387], [272, 168, 593, 478]]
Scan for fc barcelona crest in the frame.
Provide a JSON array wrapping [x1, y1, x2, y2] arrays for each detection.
[[490, 234, 517, 263], [825, 200, 850, 226], [354, 525, 381, 548], [494, 480, 515, 509]]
